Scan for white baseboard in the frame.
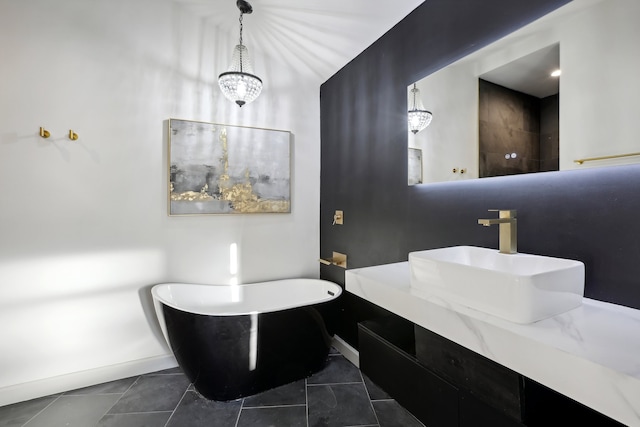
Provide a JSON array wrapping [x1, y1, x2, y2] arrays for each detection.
[[0, 354, 177, 407], [2, 340, 359, 407], [332, 335, 360, 367]]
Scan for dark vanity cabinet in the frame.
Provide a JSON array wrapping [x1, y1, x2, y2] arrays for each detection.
[[414, 325, 525, 424], [358, 317, 459, 427], [358, 316, 623, 427]]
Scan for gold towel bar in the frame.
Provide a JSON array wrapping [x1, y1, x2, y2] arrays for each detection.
[[574, 152, 640, 165]]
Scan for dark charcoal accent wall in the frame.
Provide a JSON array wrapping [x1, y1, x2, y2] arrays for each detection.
[[320, 0, 640, 347]]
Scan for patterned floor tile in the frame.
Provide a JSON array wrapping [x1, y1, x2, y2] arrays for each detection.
[[243, 379, 306, 407], [166, 391, 242, 427], [373, 399, 425, 427], [307, 355, 363, 385], [237, 406, 307, 427], [0, 395, 60, 427], [97, 412, 171, 427], [307, 383, 377, 427], [22, 395, 120, 427], [107, 374, 190, 414]]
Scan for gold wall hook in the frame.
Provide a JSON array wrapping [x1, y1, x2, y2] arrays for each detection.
[[39, 127, 50, 138], [68, 130, 79, 141]]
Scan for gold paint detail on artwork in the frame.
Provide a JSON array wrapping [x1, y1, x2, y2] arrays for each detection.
[[170, 183, 214, 202], [217, 129, 289, 213], [169, 126, 289, 213]]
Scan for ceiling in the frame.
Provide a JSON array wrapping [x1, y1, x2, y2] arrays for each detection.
[[479, 44, 560, 99], [174, 0, 425, 82]]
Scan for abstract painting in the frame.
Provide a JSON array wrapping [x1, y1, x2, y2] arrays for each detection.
[[168, 119, 291, 215], [408, 147, 423, 185]]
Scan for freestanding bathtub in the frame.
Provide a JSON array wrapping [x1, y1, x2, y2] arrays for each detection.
[[151, 279, 342, 401]]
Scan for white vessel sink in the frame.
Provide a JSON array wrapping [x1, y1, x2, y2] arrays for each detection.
[[409, 246, 585, 324]]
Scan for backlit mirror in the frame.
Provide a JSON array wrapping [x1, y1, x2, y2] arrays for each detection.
[[408, 0, 640, 185]]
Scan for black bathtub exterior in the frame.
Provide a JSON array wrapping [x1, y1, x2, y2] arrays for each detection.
[[161, 299, 339, 401]]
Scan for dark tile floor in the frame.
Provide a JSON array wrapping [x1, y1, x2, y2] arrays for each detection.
[[0, 351, 424, 427]]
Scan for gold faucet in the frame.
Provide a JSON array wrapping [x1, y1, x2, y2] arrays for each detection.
[[478, 209, 517, 254]]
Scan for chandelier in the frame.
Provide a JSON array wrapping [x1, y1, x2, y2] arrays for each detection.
[[218, 0, 263, 107], [408, 83, 432, 134]]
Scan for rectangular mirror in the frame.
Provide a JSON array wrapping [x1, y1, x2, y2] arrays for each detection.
[[408, 0, 640, 185]]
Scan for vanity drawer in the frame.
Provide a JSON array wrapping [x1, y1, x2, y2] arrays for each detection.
[[414, 324, 525, 422], [359, 318, 459, 427], [459, 391, 525, 427]]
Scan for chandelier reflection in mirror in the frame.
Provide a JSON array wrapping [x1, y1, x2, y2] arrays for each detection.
[[408, 83, 432, 134], [218, 0, 263, 107]]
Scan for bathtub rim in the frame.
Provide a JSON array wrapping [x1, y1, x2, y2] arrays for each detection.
[[151, 278, 342, 318]]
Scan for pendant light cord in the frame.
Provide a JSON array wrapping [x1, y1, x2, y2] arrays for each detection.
[[238, 12, 244, 73], [411, 84, 418, 110]]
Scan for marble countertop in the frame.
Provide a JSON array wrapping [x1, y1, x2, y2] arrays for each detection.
[[346, 262, 640, 427]]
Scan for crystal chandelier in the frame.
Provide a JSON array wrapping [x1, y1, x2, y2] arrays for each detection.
[[218, 0, 262, 107], [408, 83, 433, 134]]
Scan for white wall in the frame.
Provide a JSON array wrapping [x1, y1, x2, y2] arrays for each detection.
[[410, 0, 640, 183], [0, 0, 321, 405], [408, 64, 479, 183], [559, 0, 640, 170]]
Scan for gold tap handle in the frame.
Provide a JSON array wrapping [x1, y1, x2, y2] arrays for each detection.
[[488, 209, 517, 217], [319, 252, 347, 268], [332, 210, 343, 225]]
